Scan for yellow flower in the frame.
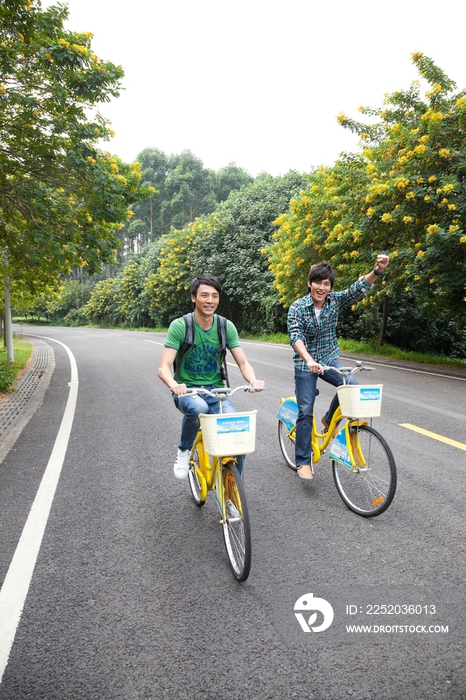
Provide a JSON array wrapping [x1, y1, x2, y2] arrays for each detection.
[[439, 148, 450, 157], [424, 195, 430, 201], [381, 213, 393, 222], [366, 207, 376, 217], [417, 250, 425, 258], [403, 216, 413, 223], [448, 203, 457, 210], [421, 110, 444, 124], [449, 225, 459, 233], [427, 224, 439, 235], [406, 191, 415, 199], [428, 175, 436, 183], [443, 183, 454, 193]]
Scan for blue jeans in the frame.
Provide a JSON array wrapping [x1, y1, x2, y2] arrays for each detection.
[[173, 386, 245, 473], [294, 358, 357, 467]]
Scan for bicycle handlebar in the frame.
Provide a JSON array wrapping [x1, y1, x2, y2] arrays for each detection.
[[184, 385, 266, 399], [319, 361, 375, 376]]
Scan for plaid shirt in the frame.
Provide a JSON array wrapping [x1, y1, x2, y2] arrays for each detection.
[[287, 276, 372, 369]]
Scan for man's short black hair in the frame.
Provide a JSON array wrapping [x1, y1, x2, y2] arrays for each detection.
[[190, 274, 222, 296], [307, 263, 336, 289]]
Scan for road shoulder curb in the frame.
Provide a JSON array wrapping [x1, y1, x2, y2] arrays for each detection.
[[0, 337, 55, 464]]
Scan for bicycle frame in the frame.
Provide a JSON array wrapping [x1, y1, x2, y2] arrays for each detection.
[[280, 402, 365, 469], [191, 429, 239, 521], [278, 362, 396, 517], [186, 384, 262, 579]]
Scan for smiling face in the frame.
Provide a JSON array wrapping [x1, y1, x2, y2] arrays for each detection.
[[192, 283, 220, 319], [308, 278, 332, 309]]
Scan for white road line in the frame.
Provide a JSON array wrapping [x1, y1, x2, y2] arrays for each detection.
[[0, 338, 79, 683]]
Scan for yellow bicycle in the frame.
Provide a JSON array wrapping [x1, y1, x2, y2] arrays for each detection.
[[278, 362, 397, 517], [186, 385, 265, 582]]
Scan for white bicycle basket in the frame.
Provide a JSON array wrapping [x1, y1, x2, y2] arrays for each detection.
[[199, 410, 257, 455], [336, 385, 383, 418]]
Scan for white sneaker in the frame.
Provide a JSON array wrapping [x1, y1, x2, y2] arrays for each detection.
[[173, 449, 190, 480]]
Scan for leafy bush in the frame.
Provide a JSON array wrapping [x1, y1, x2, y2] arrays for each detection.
[[0, 358, 17, 393]]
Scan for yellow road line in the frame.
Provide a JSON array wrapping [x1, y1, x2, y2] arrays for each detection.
[[145, 340, 164, 346], [400, 423, 466, 452]]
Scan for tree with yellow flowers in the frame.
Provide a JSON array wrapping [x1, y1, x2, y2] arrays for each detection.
[[0, 0, 151, 298], [269, 53, 466, 347]]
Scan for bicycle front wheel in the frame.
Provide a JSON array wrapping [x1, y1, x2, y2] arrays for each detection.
[[332, 424, 397, 517], [278, 420, 297, 470], [188, 445, 206, 507], [222, 462, 252, 582]]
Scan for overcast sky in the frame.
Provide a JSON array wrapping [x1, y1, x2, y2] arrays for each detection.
[[45, 0, 466, 177]]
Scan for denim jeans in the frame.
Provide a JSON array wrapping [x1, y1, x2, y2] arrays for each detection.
[[294, 358, 357, 467], [173, 386, 245, 473]]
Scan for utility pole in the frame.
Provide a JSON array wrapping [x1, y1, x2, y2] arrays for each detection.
[[2, 250, 14, 361]]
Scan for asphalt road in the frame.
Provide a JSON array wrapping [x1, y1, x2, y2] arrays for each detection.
[[0, 326, 465, 699]]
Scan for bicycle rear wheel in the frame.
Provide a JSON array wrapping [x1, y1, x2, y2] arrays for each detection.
[[278, 420, 297, 470], [222, 462, 252, 582], [332, 424, 397, 517], [188, 445, 206, 507]]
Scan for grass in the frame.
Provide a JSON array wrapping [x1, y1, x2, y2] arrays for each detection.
[[0, 336, 33, 393], [338, 338, 466, 369], [11, 318, 466, 371], [240, 331, 465, 370]]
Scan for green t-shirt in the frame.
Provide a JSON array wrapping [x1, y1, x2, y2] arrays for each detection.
[[165, 314, 240, 386]]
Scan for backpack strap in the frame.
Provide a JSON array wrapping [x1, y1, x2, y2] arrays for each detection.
[[173, 313, 195, 381], [216, 314, 230, 387]]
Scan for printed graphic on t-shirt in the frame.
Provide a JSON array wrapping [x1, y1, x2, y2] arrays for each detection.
[[184, 342, 219, 374]]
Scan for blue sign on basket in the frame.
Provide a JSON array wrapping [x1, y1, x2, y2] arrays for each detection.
[[360, 387, 381, 401], [216, 415, 251, 434]]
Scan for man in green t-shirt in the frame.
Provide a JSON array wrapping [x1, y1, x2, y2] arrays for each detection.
[[158, 274, 264, 479]]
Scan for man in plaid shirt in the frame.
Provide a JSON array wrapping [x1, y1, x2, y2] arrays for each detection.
[[287, 255, 390, 480]]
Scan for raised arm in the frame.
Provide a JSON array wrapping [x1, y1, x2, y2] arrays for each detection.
[[365, 254, 390, 285]]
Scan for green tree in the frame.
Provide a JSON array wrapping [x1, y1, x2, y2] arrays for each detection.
[[213, 162, 253, 202], [269, 54, 466, 344], [45, 279, 90, 321], [160, 150, 217, 230], [82, 277, 120, 324], [146, 171, 307, 330], [0, 0, 151, 297]]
